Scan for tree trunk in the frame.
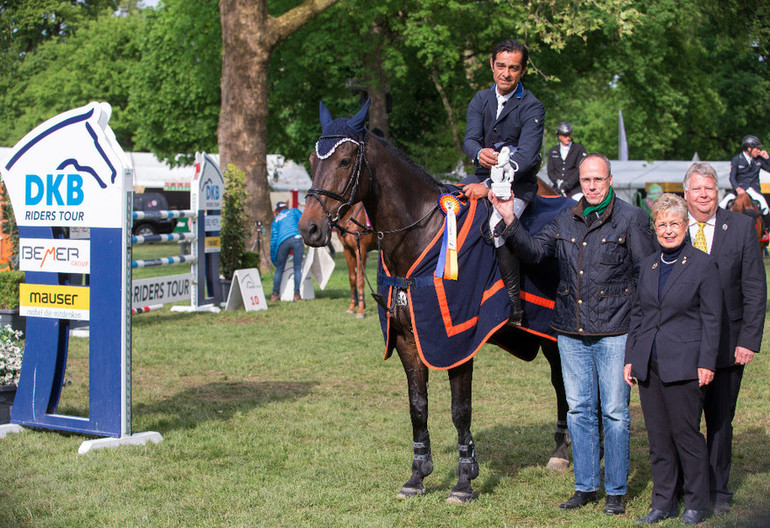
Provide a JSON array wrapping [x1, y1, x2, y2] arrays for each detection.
[[363, 20, 389, 141], [218, 0, 340, 273]]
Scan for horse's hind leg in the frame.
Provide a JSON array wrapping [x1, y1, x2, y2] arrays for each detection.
[[542, 339, 570, 471], [396, 348, 433, 499], [447, 359, 478, 504]]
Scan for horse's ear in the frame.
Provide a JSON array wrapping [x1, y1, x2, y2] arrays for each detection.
[[319, 101, 333, 130], [348, 98, 370, 134]]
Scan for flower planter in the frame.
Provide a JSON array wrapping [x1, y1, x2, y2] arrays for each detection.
[[221, 279, 232, 301], [0, 384, 17, 424], [0, 308, 24, 334]]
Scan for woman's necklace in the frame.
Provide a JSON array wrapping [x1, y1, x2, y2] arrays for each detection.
[[660, 253, 678, 265]]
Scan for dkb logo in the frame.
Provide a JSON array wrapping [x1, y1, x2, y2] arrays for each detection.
[[25, 174, 85, 206]]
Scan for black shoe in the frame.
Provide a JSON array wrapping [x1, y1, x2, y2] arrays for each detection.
[[636, 508, 678, 524], [603, 494, 625, 515], [713, 501, 730, 516], [680, 509, 708, 525], [559, 490, 597, 509]]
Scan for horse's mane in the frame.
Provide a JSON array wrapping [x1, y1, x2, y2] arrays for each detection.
[[369, 132, 445, 191]]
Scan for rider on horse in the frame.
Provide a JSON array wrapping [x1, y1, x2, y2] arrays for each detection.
[[460, 39, 545, 326], [719, 134, 770, 232]]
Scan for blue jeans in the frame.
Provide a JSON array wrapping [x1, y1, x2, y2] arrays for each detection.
[[558, 334, 631, 495], [272, 236, 305, 295]]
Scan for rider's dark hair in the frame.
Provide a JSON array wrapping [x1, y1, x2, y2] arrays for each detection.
[[491, 39, 529, 68]]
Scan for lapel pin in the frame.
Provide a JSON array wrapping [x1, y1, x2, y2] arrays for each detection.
[[652, 262, 658, 269], [722, 224, 728, 230], [682, 256, 688, 264]]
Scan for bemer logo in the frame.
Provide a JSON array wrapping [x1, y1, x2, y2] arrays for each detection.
[[19, 238, 91, 274]]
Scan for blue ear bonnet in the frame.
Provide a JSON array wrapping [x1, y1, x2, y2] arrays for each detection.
[[316, 99, 370, 159]]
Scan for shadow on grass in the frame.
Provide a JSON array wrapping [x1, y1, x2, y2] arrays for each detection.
[[135, 380, 318, 433]]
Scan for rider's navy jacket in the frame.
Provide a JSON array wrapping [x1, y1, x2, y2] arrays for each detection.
[[729, 152, 770, 193], [499, 194, 655, 336], [461, 82, 545, 202]]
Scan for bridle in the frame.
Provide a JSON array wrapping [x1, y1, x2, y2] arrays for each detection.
[[305, 133, 439, 240], [305, 134, 372, 231]]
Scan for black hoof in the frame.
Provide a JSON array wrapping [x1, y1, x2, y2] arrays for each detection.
[[396, 485, 426, 499], [446, 490, 476, 504]]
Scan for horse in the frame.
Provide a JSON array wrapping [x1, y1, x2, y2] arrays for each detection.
[[336, 203, 378, 318], [729, 192, 768, 251], [300, 100, 570, 503]]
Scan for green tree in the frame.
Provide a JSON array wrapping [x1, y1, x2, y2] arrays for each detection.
[[128, 0, 221, 164]]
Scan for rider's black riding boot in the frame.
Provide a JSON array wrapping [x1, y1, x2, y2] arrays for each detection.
[[496, 243, 523, 326], [763, 213, 770, 232]]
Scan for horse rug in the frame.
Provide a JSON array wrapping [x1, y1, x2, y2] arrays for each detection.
[[377, 194, 574, 370]]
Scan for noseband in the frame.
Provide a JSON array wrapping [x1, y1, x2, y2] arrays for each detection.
[[305, 134, 372, 231]]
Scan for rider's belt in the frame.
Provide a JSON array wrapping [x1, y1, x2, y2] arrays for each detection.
[[377, 273, 435, 289]]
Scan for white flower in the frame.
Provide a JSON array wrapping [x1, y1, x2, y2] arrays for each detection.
[[0, 325, 24, 386]]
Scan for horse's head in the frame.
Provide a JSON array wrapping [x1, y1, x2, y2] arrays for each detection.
[[299, 99, 371, 247]]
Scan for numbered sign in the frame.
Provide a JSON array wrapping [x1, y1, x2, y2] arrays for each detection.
[[225, 268, 267, 311]]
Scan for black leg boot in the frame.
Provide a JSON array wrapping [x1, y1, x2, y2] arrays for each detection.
[[496, 243, 523, 326], [763, 213, 770, 232]]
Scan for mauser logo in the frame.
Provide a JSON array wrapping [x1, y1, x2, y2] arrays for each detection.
[[19, 238, 91, 274]]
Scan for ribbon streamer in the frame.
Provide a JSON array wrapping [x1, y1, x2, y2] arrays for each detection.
[[435, 194, 464, 280]]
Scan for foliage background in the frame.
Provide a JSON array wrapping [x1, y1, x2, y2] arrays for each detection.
[[0, 0, 768, 174]]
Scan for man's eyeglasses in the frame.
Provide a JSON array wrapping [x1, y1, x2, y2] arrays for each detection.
[[579, 176, 610, 185]]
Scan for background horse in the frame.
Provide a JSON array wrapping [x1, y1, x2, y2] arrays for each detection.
[[336, 203, 377, 318], [729, 193, 768, 251], [300, 101, 569, 503]]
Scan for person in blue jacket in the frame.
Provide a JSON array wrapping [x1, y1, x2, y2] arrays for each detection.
[[270, 201, 304, 301], [461, 39, 545, 325]]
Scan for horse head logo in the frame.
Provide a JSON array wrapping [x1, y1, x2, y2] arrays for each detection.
[[1, 102, 130, 228]]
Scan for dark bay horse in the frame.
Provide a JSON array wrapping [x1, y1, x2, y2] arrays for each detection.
[[729, 193, 768, 251], [300, 101, 568, 503], [336, 203, 377, 318]]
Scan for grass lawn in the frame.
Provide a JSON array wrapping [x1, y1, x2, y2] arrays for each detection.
[[1, 246, 769, 527]]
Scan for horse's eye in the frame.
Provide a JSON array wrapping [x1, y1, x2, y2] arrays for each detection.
[[339, 158, 351, 169]]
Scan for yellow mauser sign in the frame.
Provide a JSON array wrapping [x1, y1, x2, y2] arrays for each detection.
[[205, 236, 221, 249], [19, 283, 90, 320]]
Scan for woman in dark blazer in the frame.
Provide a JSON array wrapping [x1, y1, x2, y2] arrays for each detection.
[[624, 193, 722, 525]]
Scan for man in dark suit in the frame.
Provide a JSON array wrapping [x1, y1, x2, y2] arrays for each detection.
[[683, 161, 767, 515], [461, 39, 545, 324], [547, 121, 587, 198]]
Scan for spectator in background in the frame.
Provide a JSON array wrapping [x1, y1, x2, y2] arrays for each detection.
[[270, 201, 305, 302], [547, 121, 587, 198]]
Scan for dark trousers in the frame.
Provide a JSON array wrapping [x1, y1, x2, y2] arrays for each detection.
[[703, 364, 745, 504], [639, 359, 710, 511]]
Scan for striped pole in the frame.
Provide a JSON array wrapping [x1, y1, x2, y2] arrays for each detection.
[[131, 255, 197, 268]]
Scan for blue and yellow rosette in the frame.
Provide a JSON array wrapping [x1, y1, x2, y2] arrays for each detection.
[[435, 193, 465, 280]]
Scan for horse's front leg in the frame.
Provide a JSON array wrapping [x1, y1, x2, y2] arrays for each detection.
[[342, 240, 358, 314], [395, 335, 433, 498], [447, 359, 478, 504], [355, 251, 367, 318]]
